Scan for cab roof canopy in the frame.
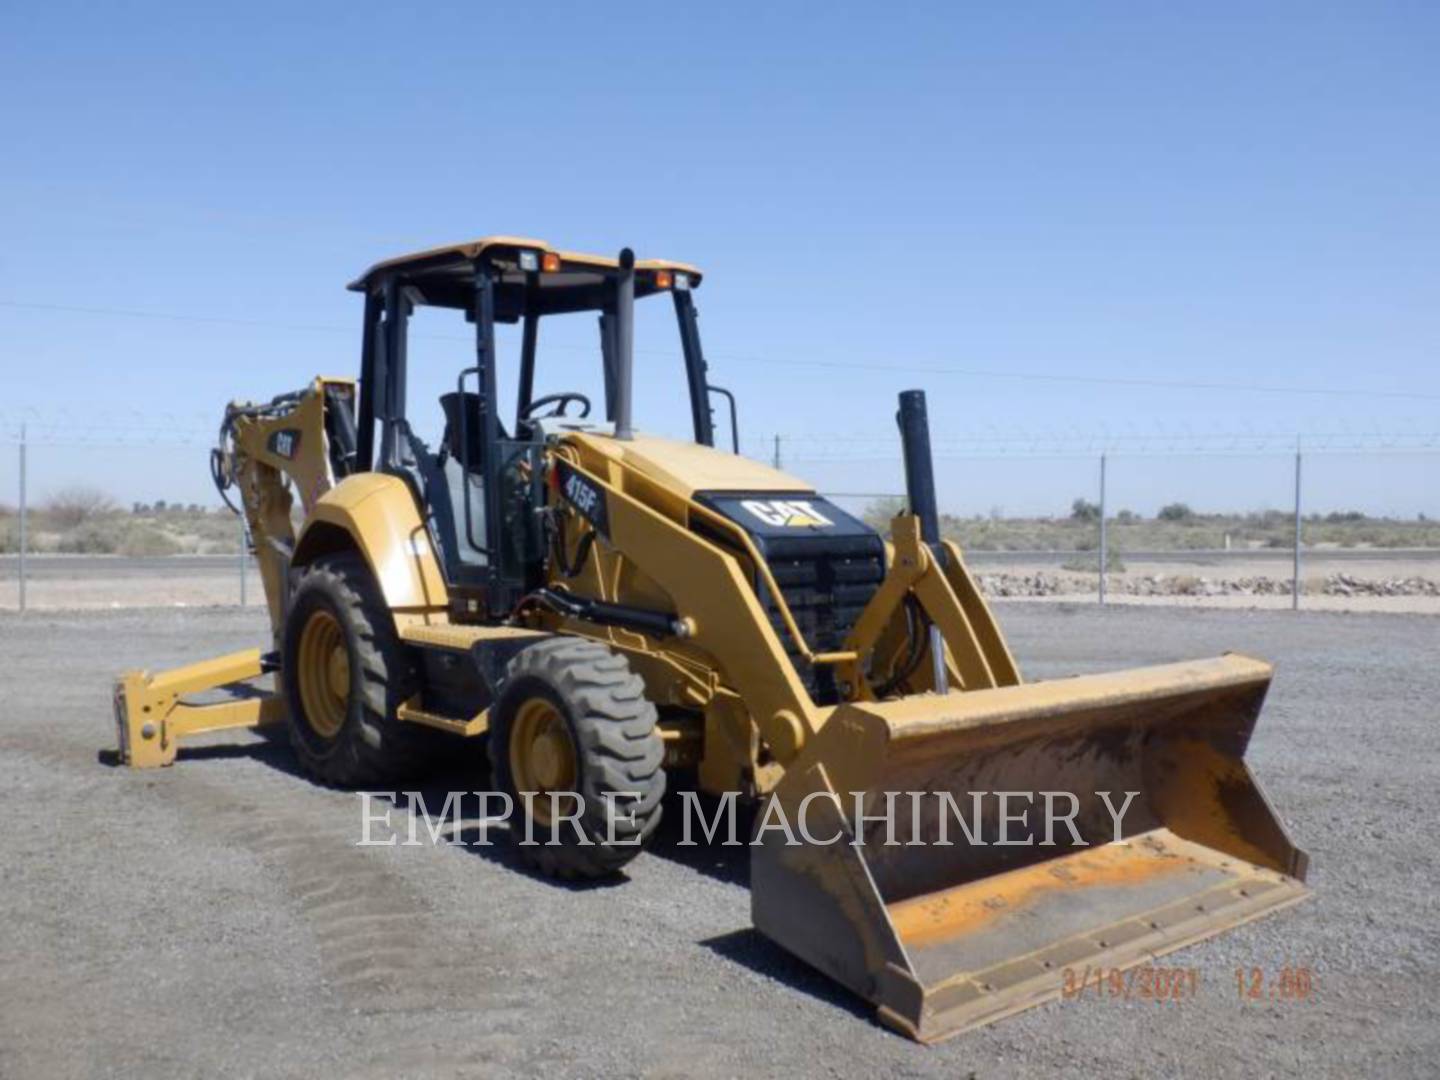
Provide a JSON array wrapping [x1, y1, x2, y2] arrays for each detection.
[[347, 235, 703, 322]]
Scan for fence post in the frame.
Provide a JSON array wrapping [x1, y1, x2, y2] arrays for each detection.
[[1292, 440, 1302, 611], [1098, 452, 1107, 606], [17, 424, 26, 613], [238, 513, 247, 607]]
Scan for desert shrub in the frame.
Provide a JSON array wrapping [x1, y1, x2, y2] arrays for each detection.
[[1376, 532, 1416, 549], [54, 521, 119, 554], [1070, 498, 1100, 522], [1062, 550, 1126, 572], [1176, 530, 1220, 549], [118, 525, 182, 557], [43, 487, 116, 529], [1157, 502, 1195, 522], [862, 497, 905, 530]]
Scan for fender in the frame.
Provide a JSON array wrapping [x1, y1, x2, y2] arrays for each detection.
[[292, 473, 449, 614]]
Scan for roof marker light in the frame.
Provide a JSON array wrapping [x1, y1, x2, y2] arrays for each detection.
[[654, 269, 673, 289], [517, 250, 539, 272], [673, 272, 691, 291], [542, 251, 561, 272]]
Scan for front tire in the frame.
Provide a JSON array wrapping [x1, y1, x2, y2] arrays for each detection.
[[489, 638, 665, 878], [282, 553, 427, 786]]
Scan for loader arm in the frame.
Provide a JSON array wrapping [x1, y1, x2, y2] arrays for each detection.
[[841, 515, 1020, 697], [539, 454, 822, 765]]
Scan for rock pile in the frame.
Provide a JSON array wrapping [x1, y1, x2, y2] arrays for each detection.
[[974, 571, 1440, 599], [1321, 573, 1439, 597], [973, 572, 1070, 597]]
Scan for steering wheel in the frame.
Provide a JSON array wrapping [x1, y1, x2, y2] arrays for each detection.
[[522, 392, 592, 420]]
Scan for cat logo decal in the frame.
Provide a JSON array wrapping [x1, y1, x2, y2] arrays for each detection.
[[739, 499, 835, 528]]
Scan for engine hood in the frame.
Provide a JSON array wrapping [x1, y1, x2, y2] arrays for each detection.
[[564, 431, 812, 499]]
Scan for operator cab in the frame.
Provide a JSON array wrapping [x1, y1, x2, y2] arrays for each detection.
[[346, 237, 733, 615]]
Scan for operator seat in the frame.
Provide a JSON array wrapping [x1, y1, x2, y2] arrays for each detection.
[[438, 390, 510, 469], [435, 391, 509, 567]]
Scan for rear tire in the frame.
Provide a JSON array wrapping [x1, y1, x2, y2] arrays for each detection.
[[282, 552, 428, 786], [489, 638, 665, 878]]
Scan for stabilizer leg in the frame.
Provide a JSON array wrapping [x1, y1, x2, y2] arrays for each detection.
[[114, 649, 284, 767]]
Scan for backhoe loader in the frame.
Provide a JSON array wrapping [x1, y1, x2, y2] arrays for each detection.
[[115, 236, 1308, 1042]]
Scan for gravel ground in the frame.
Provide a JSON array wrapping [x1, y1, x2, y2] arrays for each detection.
[[1, 604, 1436, 1078]]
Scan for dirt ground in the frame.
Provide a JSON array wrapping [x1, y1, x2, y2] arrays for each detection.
[[1, 604, 1436, 1078]]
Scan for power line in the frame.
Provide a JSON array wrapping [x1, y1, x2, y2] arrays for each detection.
[[0, 300, 359, 337], [716, 354, 1440, 401], [776, 428, 1440, 446], [6, 394, 1438, 458], [5, 298, 1437, 402]]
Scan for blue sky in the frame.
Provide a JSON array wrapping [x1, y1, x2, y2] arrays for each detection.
[[2, 2, 1436, 516]]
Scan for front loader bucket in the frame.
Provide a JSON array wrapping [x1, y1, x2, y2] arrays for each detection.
[[751, 654, 1308, 1043]]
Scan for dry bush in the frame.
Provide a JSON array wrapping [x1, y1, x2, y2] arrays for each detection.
[[118, 525, 182, 557], [43, 486, 117, 530], [53, 521, 118, 554]]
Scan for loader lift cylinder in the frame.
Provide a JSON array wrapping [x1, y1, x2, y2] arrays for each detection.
[[896, 389, 948, 693]]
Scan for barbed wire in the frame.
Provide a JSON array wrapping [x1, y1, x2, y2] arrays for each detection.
[[745, 430, 1440, 460], [0, 407, 215, 447]]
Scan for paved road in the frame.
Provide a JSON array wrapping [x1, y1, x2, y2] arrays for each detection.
[[1, 604, 1434, 1077], [0, 554, 248, 578]]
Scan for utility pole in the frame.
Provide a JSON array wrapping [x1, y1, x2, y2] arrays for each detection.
[[1098, 452, 1107, 606], [17, 424, 26, 613], [1292, 438, 1302, 611], [772, 434, 782, 470]]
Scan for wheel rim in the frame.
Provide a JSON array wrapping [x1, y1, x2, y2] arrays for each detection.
[[296, 608, 350, 739], [509, 697, 577, 826]]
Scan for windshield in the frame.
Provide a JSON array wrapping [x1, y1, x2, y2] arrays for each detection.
[[403, 284, 723, 452]]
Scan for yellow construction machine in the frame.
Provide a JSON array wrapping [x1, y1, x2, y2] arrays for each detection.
[[115, 237, 1308, 1041]]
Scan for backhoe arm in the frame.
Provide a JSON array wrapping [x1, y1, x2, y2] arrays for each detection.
[[215, 377, 358, 644], [114, 377, 358, 766]]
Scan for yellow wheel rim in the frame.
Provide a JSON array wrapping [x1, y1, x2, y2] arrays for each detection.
[[509, 698, 577, 826], [296, 609, 350, 739]]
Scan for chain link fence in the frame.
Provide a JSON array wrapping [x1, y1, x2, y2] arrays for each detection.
[[3, 426, 1437, 613]]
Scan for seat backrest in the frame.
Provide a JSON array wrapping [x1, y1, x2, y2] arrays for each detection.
[[438, 391, 513, 469], [438, 391, 483, 467]]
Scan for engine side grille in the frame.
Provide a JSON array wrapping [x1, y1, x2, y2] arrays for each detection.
[[759, 536, 886, 703], [695, 492, 888, 705]]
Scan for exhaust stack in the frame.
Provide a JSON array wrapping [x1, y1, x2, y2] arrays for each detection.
[[613, 247, 635, 440], [897, 389, 948, 693]]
